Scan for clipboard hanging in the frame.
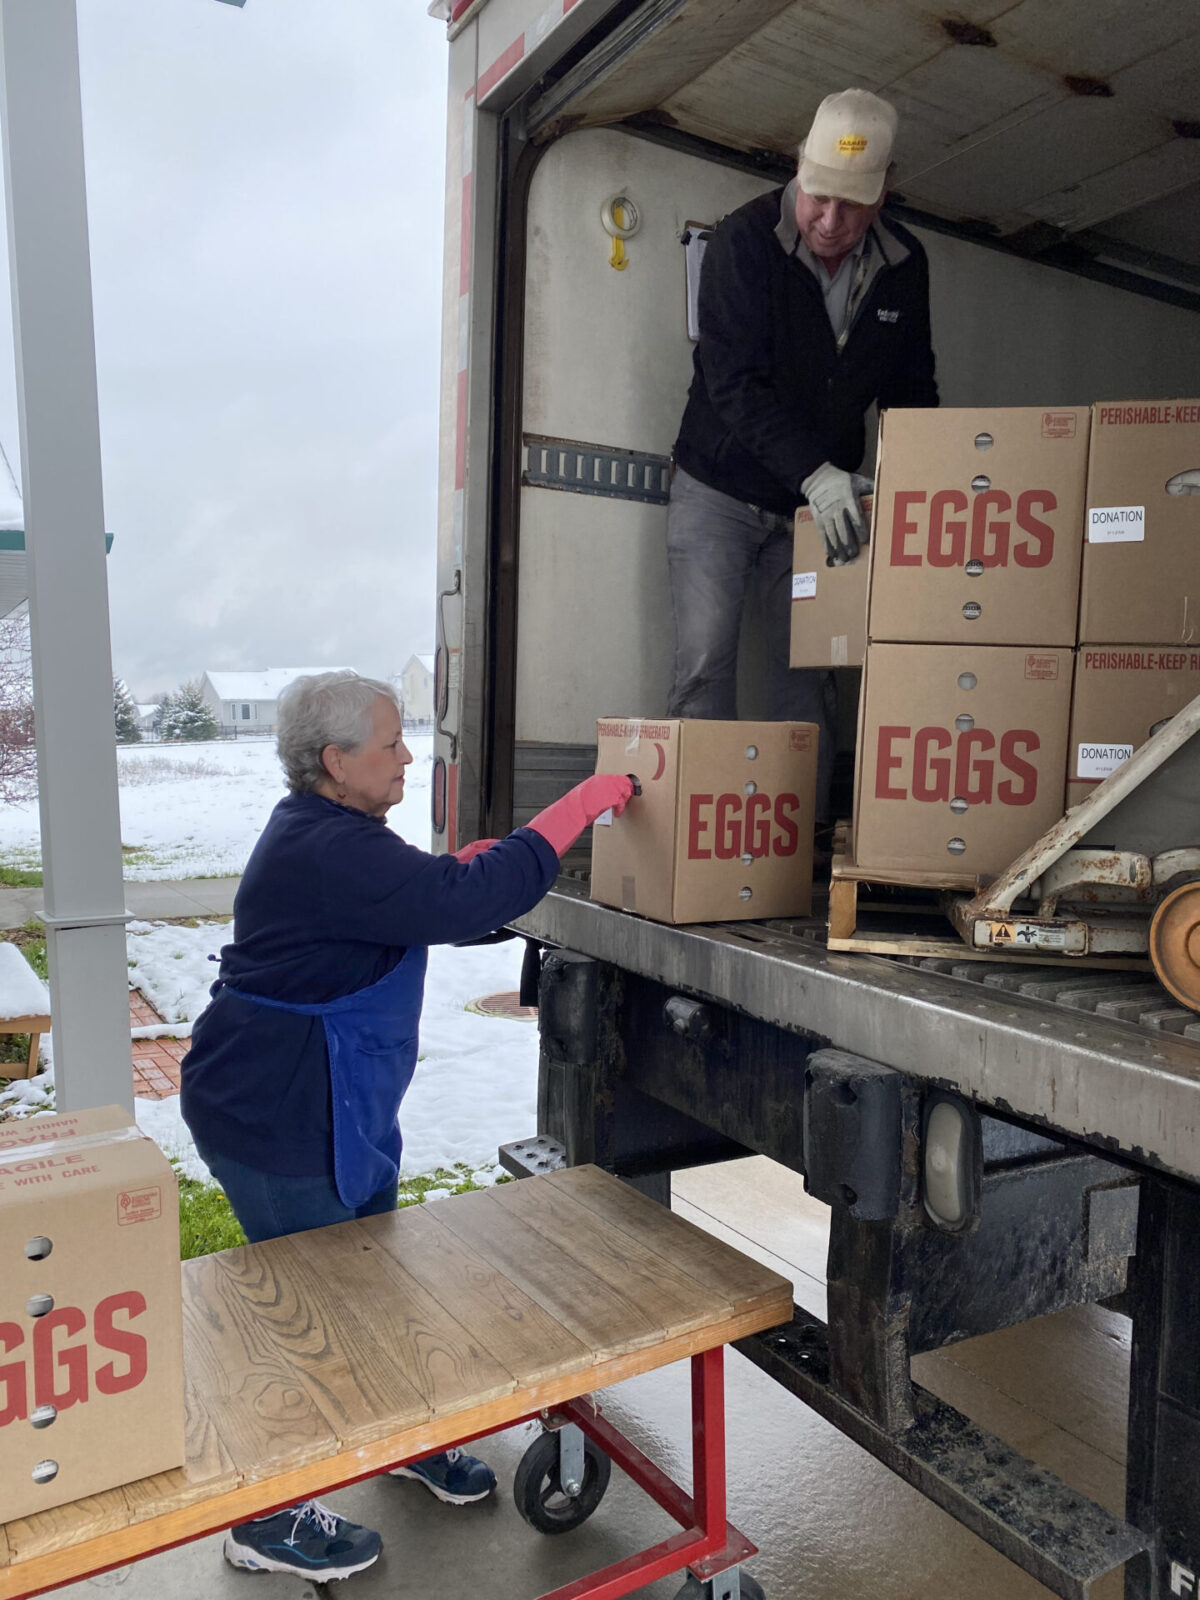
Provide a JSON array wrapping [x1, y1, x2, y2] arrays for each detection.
[[681, 222, 716, 343]]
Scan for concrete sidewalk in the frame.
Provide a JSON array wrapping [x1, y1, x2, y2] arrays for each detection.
[[0, 876, 240, 929]]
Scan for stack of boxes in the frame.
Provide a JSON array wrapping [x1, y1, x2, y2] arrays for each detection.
[[1069, 402, 1200, 807], [590, 398, 1199, 923], [854, 407, 1087, 880], [791, 399, 1200, 882]]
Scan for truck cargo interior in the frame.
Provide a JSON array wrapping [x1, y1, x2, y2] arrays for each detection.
[[465, 0, 1200, 838]]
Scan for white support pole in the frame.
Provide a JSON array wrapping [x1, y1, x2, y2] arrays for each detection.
[[0, 0, 132, 1112]]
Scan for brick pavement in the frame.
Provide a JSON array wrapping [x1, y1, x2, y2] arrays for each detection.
[[129, 993, 163, 1028], [130, 990, 187, 1099]]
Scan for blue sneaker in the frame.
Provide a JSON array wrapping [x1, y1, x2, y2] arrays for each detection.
[[390, 1447, 497, 1505], [223, 1499, 381, 1580]]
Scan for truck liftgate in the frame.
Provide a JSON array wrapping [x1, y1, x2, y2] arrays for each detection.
[[505, 885, 1200, 1600]]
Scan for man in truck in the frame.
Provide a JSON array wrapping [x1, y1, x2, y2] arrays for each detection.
[[667, 88, 939, 828]]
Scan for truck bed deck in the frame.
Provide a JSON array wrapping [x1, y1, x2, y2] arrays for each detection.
[[513, 880, 1200, 1185]]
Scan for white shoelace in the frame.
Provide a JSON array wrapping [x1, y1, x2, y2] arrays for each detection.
[[284, 1500, 341, 1547]]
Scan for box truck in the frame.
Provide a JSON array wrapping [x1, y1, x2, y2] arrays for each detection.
[[428, 2, 1200, 1593]]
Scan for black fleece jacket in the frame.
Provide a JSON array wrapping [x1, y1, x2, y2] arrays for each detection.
[[674, 184, 939, 515]]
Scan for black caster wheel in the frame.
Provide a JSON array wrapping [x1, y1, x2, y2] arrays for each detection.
[[673, 1572, 765, 1600], [512, 1428, 612, 1534]]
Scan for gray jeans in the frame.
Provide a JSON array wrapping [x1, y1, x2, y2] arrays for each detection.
[[666, 466, 836, 821]]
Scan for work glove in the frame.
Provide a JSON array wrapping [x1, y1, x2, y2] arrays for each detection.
[[800, 464, 874, 567], [454, 837, 499, 864], [527, 773, 638, 858]]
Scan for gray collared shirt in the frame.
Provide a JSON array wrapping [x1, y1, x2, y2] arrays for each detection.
[[774, 178, 898, 349], [805, 232, 870, 343]]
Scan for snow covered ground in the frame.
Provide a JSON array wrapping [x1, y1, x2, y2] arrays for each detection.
[[0, 733, 542, 1186], [0, 733, 437, 879], [125, 929, 536, 1186]]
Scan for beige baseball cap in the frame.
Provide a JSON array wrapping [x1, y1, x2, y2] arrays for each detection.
[[798, 89, 898, 205]]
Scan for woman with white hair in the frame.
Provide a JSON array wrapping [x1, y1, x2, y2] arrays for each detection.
[[181, 670, 633, 1583]]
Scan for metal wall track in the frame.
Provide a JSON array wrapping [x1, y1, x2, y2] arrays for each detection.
[[522, 434, 671, 505]]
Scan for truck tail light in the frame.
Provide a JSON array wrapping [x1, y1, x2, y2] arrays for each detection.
[[923, 1094, 982, 1232], [432, 757, 447, 835], [435, 646, 448, 725]]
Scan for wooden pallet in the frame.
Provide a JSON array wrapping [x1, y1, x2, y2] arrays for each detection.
[[828, 854, 986, 959], [826, 853, 1150, 968]]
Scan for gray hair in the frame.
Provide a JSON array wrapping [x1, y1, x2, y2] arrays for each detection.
[[276, 671, 401, 794]]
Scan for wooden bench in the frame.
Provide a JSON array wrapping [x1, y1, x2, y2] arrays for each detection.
[[0, 1164, 792, 1600], [0, 943, 50, 1081]]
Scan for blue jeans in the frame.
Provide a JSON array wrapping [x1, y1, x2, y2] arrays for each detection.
[[194, 1142, 398, 1244], [666, 466, 836, 820]]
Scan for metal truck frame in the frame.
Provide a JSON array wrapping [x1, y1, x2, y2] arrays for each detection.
[[430, 3, 1200, 1594]]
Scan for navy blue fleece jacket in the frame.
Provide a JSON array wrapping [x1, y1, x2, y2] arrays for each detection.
[[180, 792, 558, 1176]]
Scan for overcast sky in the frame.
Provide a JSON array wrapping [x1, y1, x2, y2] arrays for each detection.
[[0, 0, 447, 700]]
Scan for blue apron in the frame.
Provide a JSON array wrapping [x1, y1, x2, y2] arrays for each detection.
[[224, 947, 428, 1208]]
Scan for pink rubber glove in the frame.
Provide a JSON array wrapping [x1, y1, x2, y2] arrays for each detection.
[[454, 837, 499, 864], [527, 774, 636, 857]]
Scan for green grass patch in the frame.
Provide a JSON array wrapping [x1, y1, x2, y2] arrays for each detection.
[[120, 848, 158, 872], [0, 849, 43, 881], [7, 922, 48, 980], [397, 1165, 509, 1207], [0, 1077, 54, 1114], [0, 866, 42, 887], [177, 1173, 247, 1259], [173, 1164, 508, 1260]]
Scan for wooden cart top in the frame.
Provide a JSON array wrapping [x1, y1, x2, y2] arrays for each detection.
[[0, 1165, 792, 1600]]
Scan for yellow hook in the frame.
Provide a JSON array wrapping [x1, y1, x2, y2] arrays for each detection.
[[603, 197, 637, 271], [609, 202, 629, 270]]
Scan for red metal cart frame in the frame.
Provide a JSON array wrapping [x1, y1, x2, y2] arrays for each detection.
[[5, 1346, 756, 1600], [535, 1347, 756, 1600]]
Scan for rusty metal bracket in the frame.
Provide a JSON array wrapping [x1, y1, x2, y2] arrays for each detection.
[[1037, 848, 1154, 916]]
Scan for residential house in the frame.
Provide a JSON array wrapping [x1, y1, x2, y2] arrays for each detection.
[[397, 653, 435, 727], [200, 667, 351, 736]]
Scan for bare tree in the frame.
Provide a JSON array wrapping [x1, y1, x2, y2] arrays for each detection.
[[0, 612, 36, 803]]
